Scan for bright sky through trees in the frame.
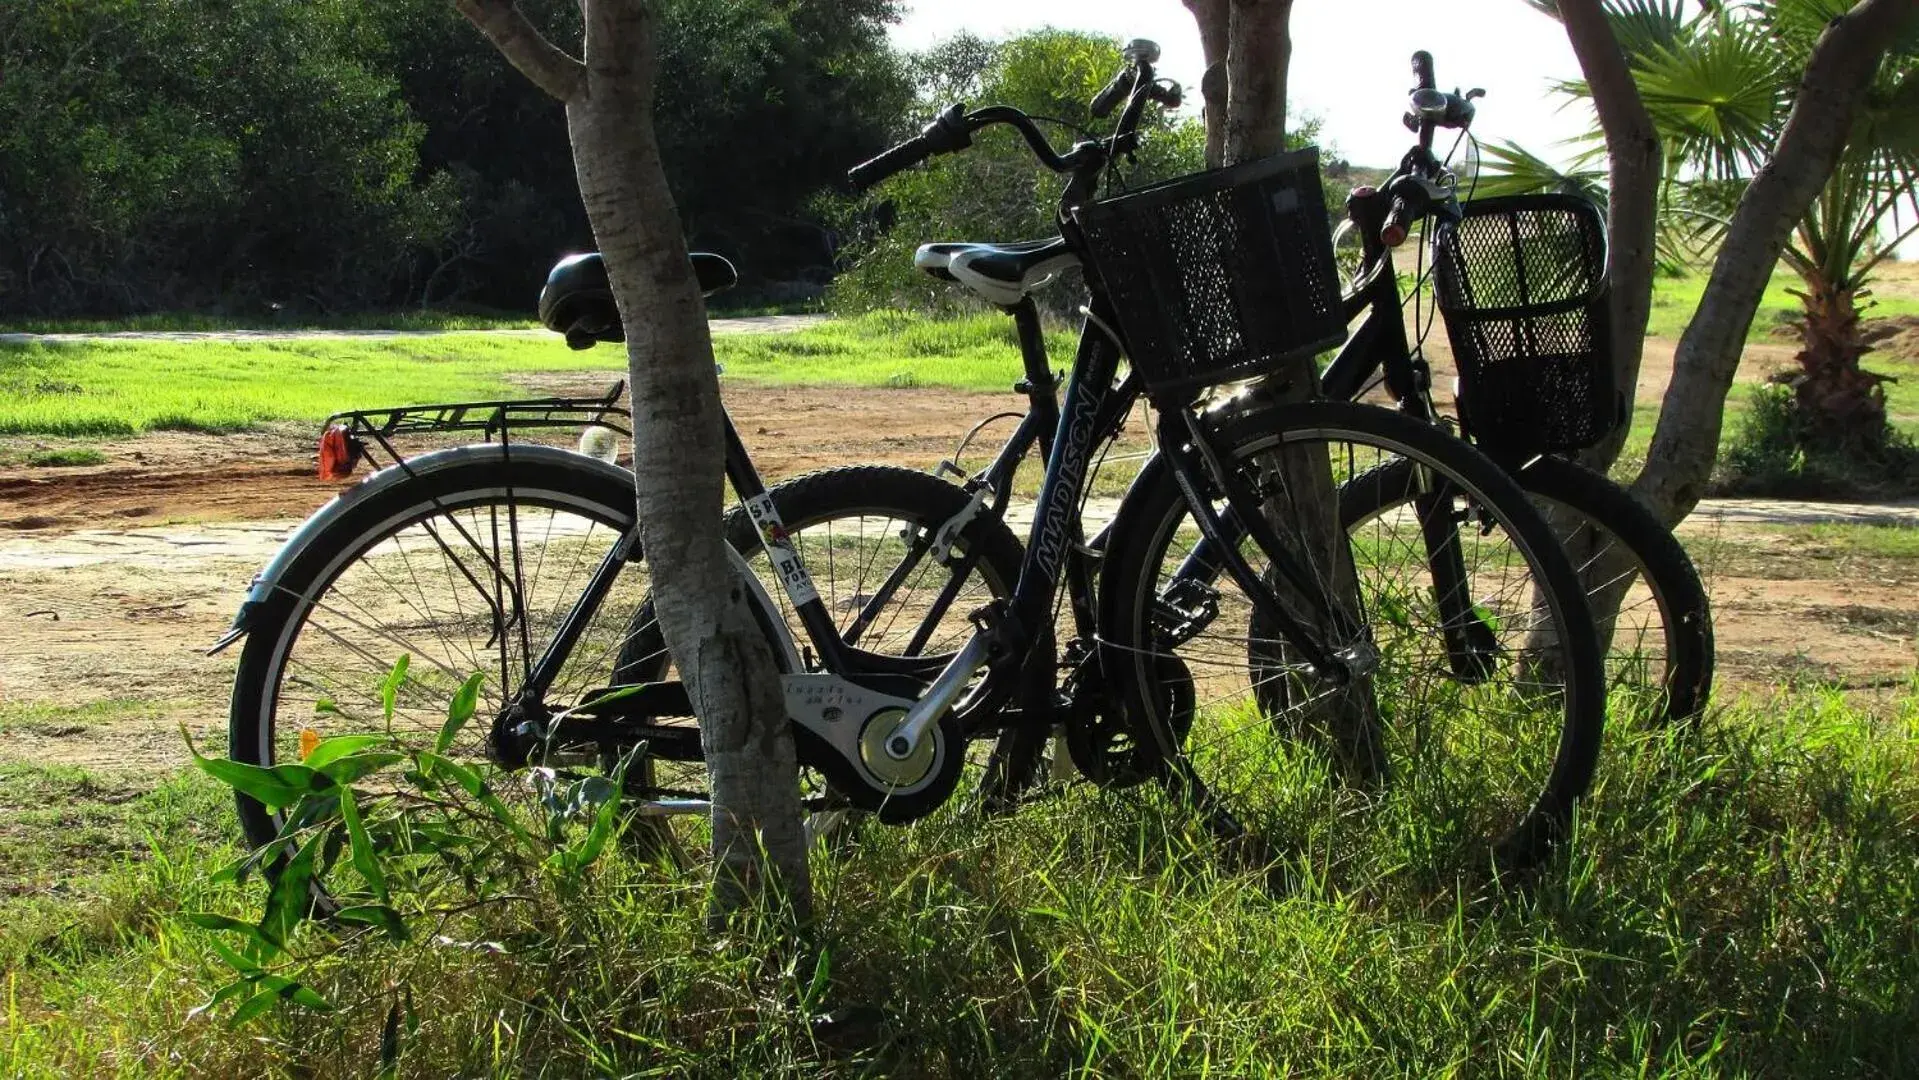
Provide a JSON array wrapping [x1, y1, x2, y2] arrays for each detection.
[[893, 0, 1593, 169]]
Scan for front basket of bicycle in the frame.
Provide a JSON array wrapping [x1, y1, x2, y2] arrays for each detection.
[[1073, 147, 1346, 398], [1433, 193, 1621, 459]]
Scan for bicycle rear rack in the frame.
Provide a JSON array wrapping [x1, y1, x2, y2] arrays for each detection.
[[318, 380, 632, 476]]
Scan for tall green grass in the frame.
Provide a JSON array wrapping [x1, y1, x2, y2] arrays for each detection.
[[713, 310, 1076, 390], [4, 686, 1917, 1075], [0, 335, 619, 437]]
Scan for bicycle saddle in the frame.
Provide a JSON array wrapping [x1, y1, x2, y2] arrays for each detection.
[[538, 250, 738, 350], [914, 237, 1078, 307]]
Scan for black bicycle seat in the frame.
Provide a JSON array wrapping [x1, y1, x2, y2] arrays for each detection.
[[538, 251, 738, 349], [913, 237, 1077, 306]]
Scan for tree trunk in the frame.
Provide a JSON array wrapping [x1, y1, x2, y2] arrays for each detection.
[[1186, 0, 1383, 774], [1785, 277, 1890, 454], [1631, 0, 1913, 527], [1555, 0, 1661, 474], [1182, 0, 1229, 169], [1539, 0, 1666, 649], [455, 0, 809, 923], [1222, 0, 1292, 168]]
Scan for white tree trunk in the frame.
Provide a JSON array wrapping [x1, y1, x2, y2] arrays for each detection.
[[455, 0, 809, 922], [1539, 0, 1667, 635], [1556, 0, 1661, 473]]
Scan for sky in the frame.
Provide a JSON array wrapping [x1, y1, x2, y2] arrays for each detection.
[[891, 0, 1597, 170]]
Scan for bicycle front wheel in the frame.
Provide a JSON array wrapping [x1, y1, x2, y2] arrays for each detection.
[[1099, 401, 1606, 875], [1343, 454, 1712, 726]]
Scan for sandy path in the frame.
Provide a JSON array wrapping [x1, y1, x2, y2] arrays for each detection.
[[1, 378, 1915, 775]]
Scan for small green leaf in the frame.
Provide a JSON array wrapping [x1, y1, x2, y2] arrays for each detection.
[[184, 912, 270, 951], [380, 999, 403, 1077], [226, 988, 279, 1028], [336, 904, 409, 942], [565, 757, 627, 872], [338, 787, 387, 903], [302, 734, 387, 771], [420, 752, 529, 841], [258, 829, 326, 951], [186, 978, 252, 1022], [379, 655, 411, 724], [253, 973, 332, 1011], [206, 934, 264, 975], [437, 672, 485, 752], [319, 751, 406, 787], [190, 753, 304, 810]]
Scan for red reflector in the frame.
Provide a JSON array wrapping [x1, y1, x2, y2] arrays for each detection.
[[318, 425, 358, 480]]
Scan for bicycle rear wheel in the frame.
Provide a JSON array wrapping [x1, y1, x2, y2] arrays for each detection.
[[1099, 401, 1606, 875], [227, 445, 742, 852]]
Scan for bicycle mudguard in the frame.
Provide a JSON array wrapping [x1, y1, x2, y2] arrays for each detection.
[[206, 443, 799, 672]]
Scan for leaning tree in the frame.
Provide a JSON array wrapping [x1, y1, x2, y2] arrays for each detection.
[[452, 0, 810, 922], [1503, 0, 1919, 476]]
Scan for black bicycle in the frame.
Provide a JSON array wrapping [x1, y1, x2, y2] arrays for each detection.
[[222, 40, 1606, 875], [1282, 51, 1713, 726]]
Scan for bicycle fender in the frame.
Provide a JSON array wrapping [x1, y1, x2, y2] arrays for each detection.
[[207, 444, 799, 672]]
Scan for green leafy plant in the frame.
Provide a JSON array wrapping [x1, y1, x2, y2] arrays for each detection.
[[181, 658, 632, 1046]]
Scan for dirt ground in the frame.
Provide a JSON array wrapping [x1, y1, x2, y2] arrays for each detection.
[[1, 369, 1915, 776]]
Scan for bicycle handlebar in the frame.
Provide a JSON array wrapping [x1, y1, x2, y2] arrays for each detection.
[[1374, 49, 1481, 246], [845, 43, 1173, 193], [847, 103, 974, 190]]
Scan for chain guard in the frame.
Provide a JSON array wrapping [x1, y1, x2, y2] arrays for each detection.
[[784, 674, 964, 824]]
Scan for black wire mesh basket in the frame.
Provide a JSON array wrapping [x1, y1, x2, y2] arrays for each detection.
[[1432, 193, 1621, 459], [1073, 148, 1346, 398]]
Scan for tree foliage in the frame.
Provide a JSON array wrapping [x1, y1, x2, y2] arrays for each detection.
[[826, 29, 1210, 313], [0, 0, 455, 316], [0, 0, 911, 317]]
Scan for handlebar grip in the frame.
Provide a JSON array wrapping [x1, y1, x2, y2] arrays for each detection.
[[1411, 50, 1436, 91], [1381, 194, 1418, 248], [847, 136, 935, 190]]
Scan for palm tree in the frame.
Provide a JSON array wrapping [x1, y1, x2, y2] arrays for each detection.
[[1495, 0, 1919, 455]]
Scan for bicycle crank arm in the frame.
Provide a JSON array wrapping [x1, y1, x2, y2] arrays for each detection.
[[882, 632, 992, 761]]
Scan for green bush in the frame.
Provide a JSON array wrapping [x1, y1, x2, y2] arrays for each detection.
[[1718, 381, 1919, 499], [0, 0, 457, 317]]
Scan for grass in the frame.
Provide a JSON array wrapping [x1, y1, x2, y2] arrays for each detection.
[[713, 310, 1075, 391], [0, 310, 539, 335], [0, 334, 615, 437], [1644, 263, 1919, 342], [0, 314, 1050, 438], [0, 447, 109, 468], [1, 686, 1917, 1074]]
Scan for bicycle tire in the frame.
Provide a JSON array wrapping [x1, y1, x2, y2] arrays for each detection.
[[1342, 455, 1712, 726], [227, 445, 789, 852], [1098, 400, 1607, 875]]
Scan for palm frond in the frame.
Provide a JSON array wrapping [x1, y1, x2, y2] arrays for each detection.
[[1632, 25, 1787, 177], [1601, 0, 1692, 61], [1471, 140, 1609, 205]]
